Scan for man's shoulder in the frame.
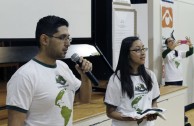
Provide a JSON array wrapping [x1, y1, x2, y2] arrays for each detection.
[[16, 60, 37, 74], [56, 60, 69, 67]]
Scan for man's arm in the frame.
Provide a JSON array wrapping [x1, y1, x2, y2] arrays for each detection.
[[79, 74, 92, 103], [8, 109, 26, 126], [74, 57, 92, 103]]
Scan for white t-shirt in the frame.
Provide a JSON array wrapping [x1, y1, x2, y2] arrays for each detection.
[[104, 70, 160, 126], [6, 59, 81, 126], [164, 50, 186, 82]]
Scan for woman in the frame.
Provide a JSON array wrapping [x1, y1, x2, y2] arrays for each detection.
[[162, 36, 193, 86], [104, 36, 160, 126]]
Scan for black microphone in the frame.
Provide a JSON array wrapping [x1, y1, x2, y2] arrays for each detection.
[[71, 53, 99, 86]]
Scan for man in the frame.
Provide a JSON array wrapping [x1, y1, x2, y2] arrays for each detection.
[[6, 15, 92, 126]]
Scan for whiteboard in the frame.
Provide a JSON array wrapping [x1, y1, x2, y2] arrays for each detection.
[[0, 0, 91, 39]]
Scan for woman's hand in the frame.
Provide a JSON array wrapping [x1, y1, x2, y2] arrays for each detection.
[[185, 36, 193, 47], [146, 113, 158, 121]]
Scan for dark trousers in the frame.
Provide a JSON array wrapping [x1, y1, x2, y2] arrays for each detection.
[[165, 81, 183, 86]]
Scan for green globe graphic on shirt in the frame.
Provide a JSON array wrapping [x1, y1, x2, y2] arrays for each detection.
[[131, 96, 143, 113], [55, 75, 72, 126], [172, 58, 180, 68]]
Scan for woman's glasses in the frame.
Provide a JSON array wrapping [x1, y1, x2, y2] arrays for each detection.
[[130, 48, 148, 53]]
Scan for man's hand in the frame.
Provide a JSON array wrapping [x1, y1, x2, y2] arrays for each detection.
[[75, 57, 92, 75]]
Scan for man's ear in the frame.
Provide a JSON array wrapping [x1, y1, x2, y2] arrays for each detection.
[[40, 34, 49, 46]]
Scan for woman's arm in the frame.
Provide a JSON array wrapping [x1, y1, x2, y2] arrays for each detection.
[[106, 104, 141, 121], [186, 46, 193, 57], [146, 100, 158, 121], [163, 40, 181, 58], [152, 99, 158, 108], [8, 109, 26, 126], [185, 36, 193, 57], [162, 48, 172, 58]]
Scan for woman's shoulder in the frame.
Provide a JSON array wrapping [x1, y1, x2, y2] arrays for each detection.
[[145, 68, 155, 76], [108, 72, 121, 84]]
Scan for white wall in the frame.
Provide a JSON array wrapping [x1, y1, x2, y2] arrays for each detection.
[[148, 0, 194, 105], [131, 4, 149, 68], [174, 0, 194, 105]]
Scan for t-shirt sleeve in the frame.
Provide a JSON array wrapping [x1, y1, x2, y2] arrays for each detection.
[[67, 67, 81, 91], [150, 71, 160, 101], [165, 51, 174, 61], [68, 68, 81, 91], [104, 74, 122, 106], [6, 73, 34, 112]]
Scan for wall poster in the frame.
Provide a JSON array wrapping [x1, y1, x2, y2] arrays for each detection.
[[112, 8, 137, 70]]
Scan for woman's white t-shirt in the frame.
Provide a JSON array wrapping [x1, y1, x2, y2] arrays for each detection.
[[164, 50, 186, 82], [104, 70, 160, 126]]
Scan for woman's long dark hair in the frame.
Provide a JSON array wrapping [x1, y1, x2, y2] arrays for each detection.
[[114, 36, 153, 98]]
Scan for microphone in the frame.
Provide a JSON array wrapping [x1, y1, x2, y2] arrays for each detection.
[[71, 53, 99, 86]]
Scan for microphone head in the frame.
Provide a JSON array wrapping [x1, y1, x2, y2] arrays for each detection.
[[71, 53, 80, 62]]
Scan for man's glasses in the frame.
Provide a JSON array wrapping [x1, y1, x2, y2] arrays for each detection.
[[47, 34, 72, 43], [130, 48, 148, 53]]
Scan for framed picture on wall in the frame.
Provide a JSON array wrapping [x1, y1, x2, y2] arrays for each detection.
[[112, 8, 137, 69]]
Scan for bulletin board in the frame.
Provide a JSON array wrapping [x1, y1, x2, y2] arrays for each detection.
[[112, 8, 137, 69]]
